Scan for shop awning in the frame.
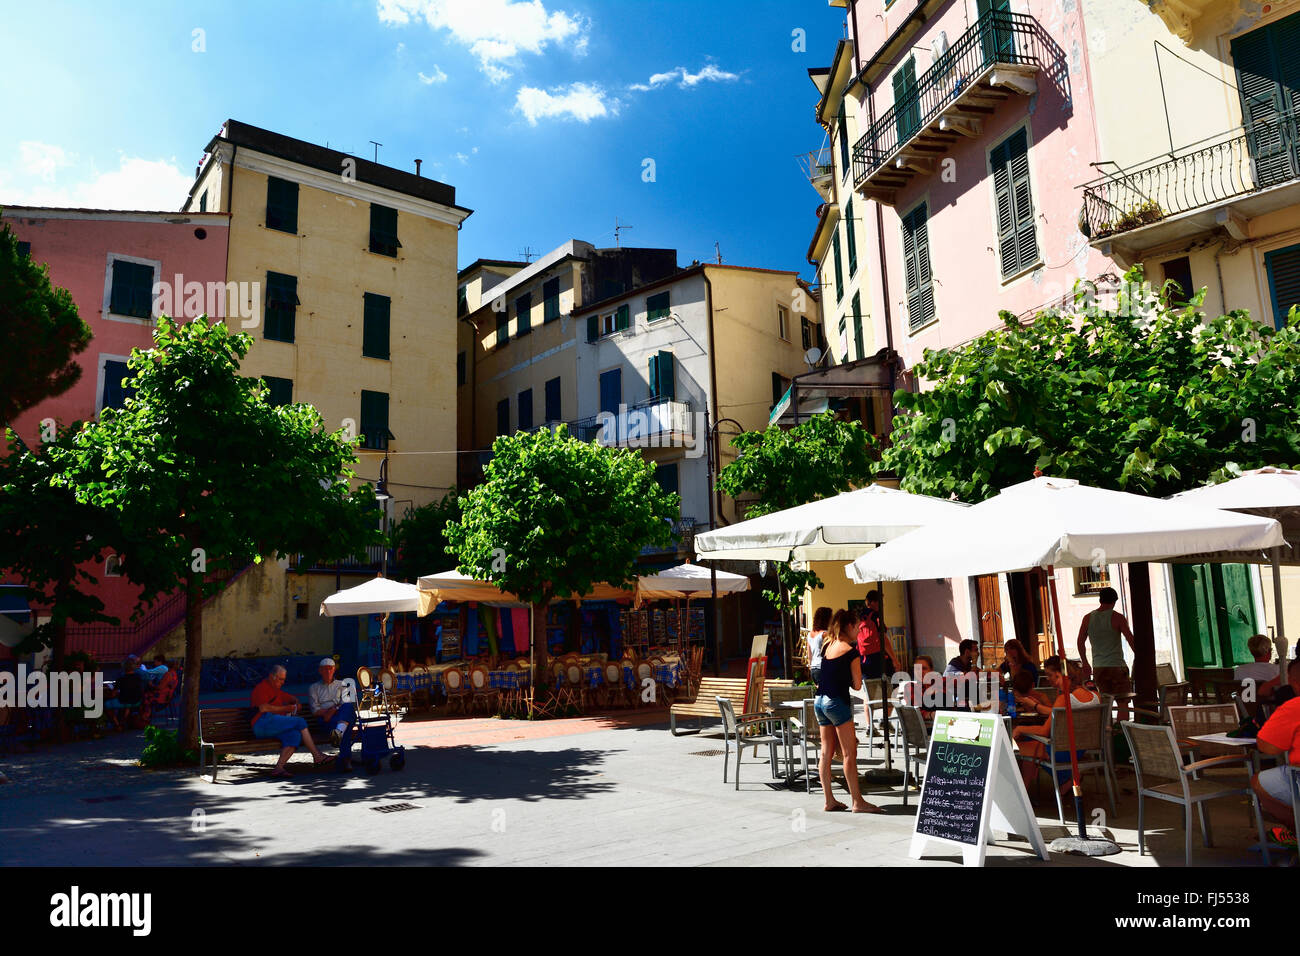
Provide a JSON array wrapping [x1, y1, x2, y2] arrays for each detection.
[[415, 570, 634, 616]]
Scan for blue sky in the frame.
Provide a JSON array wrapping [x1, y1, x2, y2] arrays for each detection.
[[0, 0, 843, 280]]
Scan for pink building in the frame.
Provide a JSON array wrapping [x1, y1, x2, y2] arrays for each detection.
[[2, 207, 230, 659]]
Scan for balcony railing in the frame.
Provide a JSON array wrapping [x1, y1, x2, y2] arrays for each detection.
[[1080, 115, 1300, 241], [852, 9, 1044, 199], [288, 544, 390, 573], [799, 145, 836, 197], [571, 397, 696, 448]]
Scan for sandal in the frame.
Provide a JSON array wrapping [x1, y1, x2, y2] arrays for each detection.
[[313, 754, 335, 767], [269, 768, 291, 779]]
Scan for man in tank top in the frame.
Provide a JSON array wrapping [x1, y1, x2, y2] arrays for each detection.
[[1077, 586, 1136, 718]]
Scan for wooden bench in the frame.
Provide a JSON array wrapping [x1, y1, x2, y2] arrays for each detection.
[[669, 677, 795, 735], [198, 705, 334, 782]]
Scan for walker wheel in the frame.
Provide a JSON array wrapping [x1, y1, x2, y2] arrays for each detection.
[[390, 754, 405, 771]]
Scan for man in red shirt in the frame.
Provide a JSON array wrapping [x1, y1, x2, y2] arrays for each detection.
[[1252, 658, 1300, 847], [250, 665, 332, 778]]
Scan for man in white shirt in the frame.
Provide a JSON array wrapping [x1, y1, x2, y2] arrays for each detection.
[[308, 658, 356, 771], [1235, 634, 1280, 687]]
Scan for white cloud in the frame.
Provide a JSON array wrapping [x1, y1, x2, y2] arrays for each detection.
[[515, 82, 616, 125], [377, 0, 589, 83], [1, 152, 194, 211], [418, 65, 448, 84], [19, 142, 74, 181], [629, 63, 741, 92]]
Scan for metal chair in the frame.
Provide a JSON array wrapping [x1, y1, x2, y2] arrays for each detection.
[[896, 703, 930, 807], [1121, 720, 1270, 866], [1155, 662, 1179, 688], [1017, 704, 1116, 824], [1166, 704, 1241, 764], [716, 697, 784, 790]]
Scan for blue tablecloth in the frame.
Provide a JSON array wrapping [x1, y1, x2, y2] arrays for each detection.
[[489, 670, 529, 690]]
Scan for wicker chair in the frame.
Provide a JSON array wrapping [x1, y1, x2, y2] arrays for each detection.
[[378, 668, 413, 715], [442, 666, 470, 715], [410, 665, 431, 711], [1121, 720, 1270, 866], [602, 661, 625, 708], [355, 667, 378, 713], [468, 664, 499, 715], [633, 660, 656, 707], [1016, 704, 1116, 824], [564, 661, 588, 710], [716, 697, 785, 790]]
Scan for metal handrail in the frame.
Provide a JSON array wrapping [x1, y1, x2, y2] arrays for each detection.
[[1080, 114, 1300, 240], [852, 9, 1043, 186]]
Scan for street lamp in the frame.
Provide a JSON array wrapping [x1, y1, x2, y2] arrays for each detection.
[[705, 412, 744, 677]]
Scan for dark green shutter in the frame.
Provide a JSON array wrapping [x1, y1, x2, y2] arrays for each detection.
[[266, 177, 298, 233], [832, 232, 844, 303], [992, 128, 1037, 277], [650, 350, 675, 400], [893, 58, 920, 144], [363, 293, 390, 359], [265, 272, 298, 342], [1232, 13, 1300, 189], [902, 204, 934, 331], [615, 304, 630, 331], [586, 314, 599, 342], [101, 359, 133, 411], [496, 398, 509, 437], [978, 0, 1014, 63], [360, 390, 390, 449], [543, 277, 561, 322], [263, 376, 292, 407], [851, 293, 864, 359], [545, 376, 562, 421], [1266, 242, 1300, 328], [518, 389, 533, 430], [515, 292, 531, 335], [369, 204, 400, 256], [654, 463, 679, 496], [496, 309, 509, 347], [846, 198, 858, 275], [837, 101, 850, 171], [110, 260, 154, 318], [647, 290, 670, 321]]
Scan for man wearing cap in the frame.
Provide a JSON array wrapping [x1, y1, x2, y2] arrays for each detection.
[[308, 658, 356, 771]]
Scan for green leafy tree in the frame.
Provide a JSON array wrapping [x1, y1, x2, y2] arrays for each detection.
[[388, 489, 461, 583], [52, 316, 381, 748], [879, 267, 1300, 699], [0, 427, 138, 663], [445, 426, 678, 683], [0, 216, 93, 424], [717, 412, 879, 609]]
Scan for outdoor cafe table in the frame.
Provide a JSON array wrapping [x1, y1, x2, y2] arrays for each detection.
[[1185, 732, 1261, 772]]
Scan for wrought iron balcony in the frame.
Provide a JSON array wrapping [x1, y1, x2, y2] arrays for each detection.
[[851, 9, 1044, 203], [640, 517, 697, 556], [1079, 115, 1300, 261], [799, 144, 836, 200], [570, 397, 696, 448]]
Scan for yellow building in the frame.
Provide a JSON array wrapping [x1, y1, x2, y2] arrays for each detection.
[[182, 120, 471, 512]]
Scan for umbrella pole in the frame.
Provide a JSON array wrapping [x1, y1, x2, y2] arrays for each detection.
[[1046, 564, 1119, 856], [1271, 546, 1288, 685]]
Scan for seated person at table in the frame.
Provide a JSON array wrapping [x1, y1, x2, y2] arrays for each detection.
[[1010, 670, 1047, 710], [1252, 660, 1300, 849], [143, 656, 179, 712], [251, 665, 332, 778], [1236, 634, 1279, 685], [309, 658, 356, 772], [103, 656, 148, 730], [998, 639, 1039, 685], [901, 655, 936, 719], [1011, 655, 1100, 792], [944, 639, 979, 677], [1258, 653, 1300, 706]]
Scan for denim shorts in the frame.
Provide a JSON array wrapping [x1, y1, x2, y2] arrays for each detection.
[[814, 695, 854, 727], [253, 714, 307, 747]]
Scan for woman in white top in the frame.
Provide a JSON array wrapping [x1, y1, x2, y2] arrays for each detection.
[[807, 606, 832, 684], [1012, 655, 1100, 791]]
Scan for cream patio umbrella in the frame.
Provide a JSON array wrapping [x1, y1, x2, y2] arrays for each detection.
[[319, 575, 421, 670]]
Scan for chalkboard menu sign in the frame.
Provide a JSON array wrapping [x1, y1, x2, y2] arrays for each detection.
[[915, 715, 993, 846], [909, 711, 1048, 867]]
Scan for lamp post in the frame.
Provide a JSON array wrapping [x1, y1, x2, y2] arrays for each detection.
[[374, 439, 393, 666], [705, 412, 744, 677]]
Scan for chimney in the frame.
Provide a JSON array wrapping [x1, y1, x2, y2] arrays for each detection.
[[414, 159, 422, 177]]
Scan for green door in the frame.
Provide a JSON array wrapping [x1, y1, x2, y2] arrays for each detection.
[[1172, 563, 1258, 667], [977, 0, 1014, 65], [1231, 10, 1300, 189]]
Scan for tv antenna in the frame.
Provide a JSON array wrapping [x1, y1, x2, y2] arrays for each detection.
[[715, 242, 723, 264], [369, 140, 383, 162], [615, 217, 634, 248], [518, 246, 536, 263]]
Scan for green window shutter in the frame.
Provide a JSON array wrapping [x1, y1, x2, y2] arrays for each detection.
[[16, 240, 31, 259], [648, 353, 659, 399], [543, 277, 561, 322], [496, 398, 510, 437], [846, 198, 858, 275], [852, 292, 864, 359], [518, 389, 533, 431], [496, 309, 509, 347], [832, 232, 844, 302], [545, 376, 562, 421], [837, 101, 850, 172], [110, 260, 154, 318], [266, 177, 298, 233], [893, 58, 920, 144], [1232, 13, 1300, 189], [615, 303, 630, 331], [992, 129, 1037, 277], [658, 350, 674, 400], [198, 191, 207, 213], [363, 292, 391, 359], [263, 376, 293, 407], [1265, 242, 1300, 328], [654, 463, 679, 496], [903, 204, 934, 331], [360, 390, 390, 449], [101, 359, 134, 412], [265, 272, 298, 342], [801, 316, 812, 350], [646, 290, 671, 321], [586, 314, 599, 342], [369, 204, 400, 256], [515, 292, 532, 335]]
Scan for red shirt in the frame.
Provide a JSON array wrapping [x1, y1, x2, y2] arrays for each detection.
[[1259, 696, 1300, 764], [250, 679, 297, 726]]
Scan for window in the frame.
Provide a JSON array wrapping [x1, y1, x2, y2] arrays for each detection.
[[771, 372, 790, 409], [586, 313, 600, 343], [777, 305, 790, 341], [518, 388, 534, 431], [893, 57, 920, 144], [1161, 256, 1195, 306], [105, 554, 124, 577], [1232, 11, 1300, 189], [837, 101, 850, 173], [852, 293, 865, 360], [457, 286, 468, 317], [1073, 565, 1111, 595], [496, 308, 509, 348], [599, 368, 622, 416], [262, 376, 293, 407], [654, 463, 679, 497], [646, 290, 671, 322], [16, 240, 30, 259], [369, 203, 400, 257], [846, 198, 858, 275], [496, 397, 510, 437], [648, 350, 675, 400], [198, 190, 207, 213], [1265, 242, 1300, 329], [108, 259, 155, 319], [360, 390, 390, 450], [295, 602, 308, 620], [801, 316, 813, 351], [266, 176, 298, 233], [264, 271, 299, 342], [100, 358, 135, 413], [601, 304, 630, 336], [543, 277, 561, 322], [515, 292, 532, 336], [901, 203, 935, 331], [990, 127, 1039, 278], [977, 0, 1014, 63], [457, 350, 467, 387], [832, 232, 844, 304], [363, 293, 391, 360], [545, 376, 562, 422]]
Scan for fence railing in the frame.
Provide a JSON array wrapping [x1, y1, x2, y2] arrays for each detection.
[[852, 9, 1043, 185], [570, 397, 694, 445], [1080, 115, 1300, 240], [288, 544, 390, 573]]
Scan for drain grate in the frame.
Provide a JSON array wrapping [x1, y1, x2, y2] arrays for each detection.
[[81, 795, 128, 804], [372, 802, 420, 814], [688, 749, 727, 757]]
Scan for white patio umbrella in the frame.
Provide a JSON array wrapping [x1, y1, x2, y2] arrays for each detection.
[[319, 575, 421, 670], [1170, 467, 1300, 683], [635, 563, 750, 604], [846, 475, 1284, 852]]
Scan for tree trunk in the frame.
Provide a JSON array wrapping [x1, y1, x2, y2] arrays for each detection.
[[180, 567, 204, 751], [531, 600, 549, 688], [1128, 562, 1157, 706]]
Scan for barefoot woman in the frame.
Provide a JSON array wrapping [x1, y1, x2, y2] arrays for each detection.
[[816, 609, 883, 813]]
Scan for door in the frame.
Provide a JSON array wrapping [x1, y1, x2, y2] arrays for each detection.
[[599, 367, 622, 416], [1231, 11, 1300, 189], [1172, 563, 1258, 667], [975, 574, 1004, 668], [1008, 569, 1050, 663], [1218, 564, 1259, 665], [978, 0, 1014, 64]]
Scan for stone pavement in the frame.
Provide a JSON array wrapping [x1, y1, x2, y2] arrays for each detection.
[[0, 709, 1287, 867]]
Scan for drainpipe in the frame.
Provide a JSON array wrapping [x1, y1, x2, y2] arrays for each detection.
[[703, 268, 724, 525], [224, 144, 236, 318]]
